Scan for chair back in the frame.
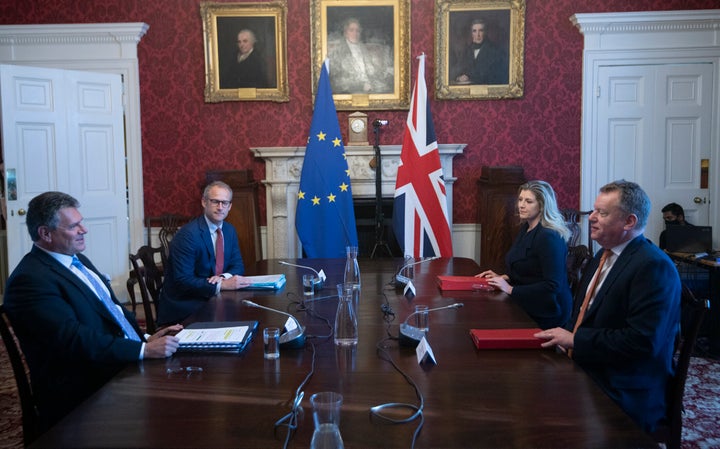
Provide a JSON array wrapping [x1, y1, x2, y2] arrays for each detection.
[[145, 214, 189, 265], [0, 305, 40, 445], [566, 244, 592, 296], [562, 209, 594, 296], [562, 209, 593, 254], [654, 285, 709, 449], [128, 245, 164, 334]]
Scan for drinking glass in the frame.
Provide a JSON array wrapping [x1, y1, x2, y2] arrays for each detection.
[[310, 392, 344, 449]]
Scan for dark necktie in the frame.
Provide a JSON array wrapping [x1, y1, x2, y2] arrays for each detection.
[[71, 256, 140, 342], [568, 249, 611, 358], [215, 228, 224, 276]]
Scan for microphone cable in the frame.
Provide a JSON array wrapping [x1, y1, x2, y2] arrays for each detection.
[[286, 291, 334, 340], [273, 340, 317, 449], [371, 336, 425, 449]]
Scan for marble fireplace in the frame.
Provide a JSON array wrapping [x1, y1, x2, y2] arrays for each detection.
[[252, 144, 465, 259]]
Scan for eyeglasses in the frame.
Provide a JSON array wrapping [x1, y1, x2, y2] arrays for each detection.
[[207, 198, 232, 207]]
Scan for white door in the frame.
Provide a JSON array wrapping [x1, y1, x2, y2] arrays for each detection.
[[0, 64, 128, 295], [596, 62, 713, 245]]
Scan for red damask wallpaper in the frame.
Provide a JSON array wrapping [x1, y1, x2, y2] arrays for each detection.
[[0, 0, 716, 224]]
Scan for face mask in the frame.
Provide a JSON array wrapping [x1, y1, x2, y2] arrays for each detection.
[[665, 219, 681, 226]]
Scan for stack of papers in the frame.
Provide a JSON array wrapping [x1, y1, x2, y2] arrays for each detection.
[[242, 274, 286, 290], [176, 321, 258, 353]]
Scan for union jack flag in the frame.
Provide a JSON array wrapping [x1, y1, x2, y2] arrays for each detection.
[[392, 54, 453, 258]]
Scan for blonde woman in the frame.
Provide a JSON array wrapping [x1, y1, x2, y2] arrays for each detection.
[[477, 180, 572, 329]]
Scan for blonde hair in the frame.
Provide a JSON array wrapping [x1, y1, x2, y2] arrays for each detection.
[[518, 180, 571, 241]]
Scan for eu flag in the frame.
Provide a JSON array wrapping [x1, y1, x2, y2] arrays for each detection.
[[295, 62, 358, 258]]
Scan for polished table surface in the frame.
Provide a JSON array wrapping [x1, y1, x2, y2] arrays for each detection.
[[31, 258, 657, 449]]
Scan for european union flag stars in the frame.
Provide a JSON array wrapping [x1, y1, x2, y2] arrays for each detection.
[[295, 62, 358, 258]]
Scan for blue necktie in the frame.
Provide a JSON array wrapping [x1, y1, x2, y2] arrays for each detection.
[[71, 256, 141, 342]]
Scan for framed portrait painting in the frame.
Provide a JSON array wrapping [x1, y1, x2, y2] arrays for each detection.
[[435, 0, 525, 100], [311, 0, 410, 110], [201, 2, 289, 103]]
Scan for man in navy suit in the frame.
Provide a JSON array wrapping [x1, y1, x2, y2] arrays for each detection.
[[157, 181, 250, 325], [536, 180, 681, 433], [4, 191, 182, 433]]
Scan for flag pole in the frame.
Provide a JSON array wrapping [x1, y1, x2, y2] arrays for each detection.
[[370, 119, 392, 258]]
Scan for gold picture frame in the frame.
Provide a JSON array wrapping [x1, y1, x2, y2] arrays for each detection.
[[201, 2, 289, 103], [311, 0, 410, 111], [435, 0, 525, 100]]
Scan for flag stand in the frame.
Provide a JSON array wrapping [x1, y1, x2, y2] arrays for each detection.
[[370, 121, 392, 258]]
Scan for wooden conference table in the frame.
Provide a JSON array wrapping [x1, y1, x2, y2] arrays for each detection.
[[31, 258, 657, 449]]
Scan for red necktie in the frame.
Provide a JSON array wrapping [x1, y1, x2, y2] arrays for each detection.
[[215, 228, 224, 276], [568, 249, 611, 358]]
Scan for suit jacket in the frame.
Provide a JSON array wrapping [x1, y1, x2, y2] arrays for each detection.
[[454, 40, 508, 85], [219, 48, 271, 89], [566, 235, 681, 432], [157, 215, 245, 325], [3, 245, 144, 432], [505, 222, 573, 329]]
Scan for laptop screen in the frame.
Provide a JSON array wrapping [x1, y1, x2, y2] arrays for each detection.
[[664, 225, 713, 253]]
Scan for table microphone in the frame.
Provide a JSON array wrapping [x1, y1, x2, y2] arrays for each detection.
[[399, 302, 464, 347], [278, 261, 324, 290], [394, 256, 439, 288], [242, 300, 306, 349]]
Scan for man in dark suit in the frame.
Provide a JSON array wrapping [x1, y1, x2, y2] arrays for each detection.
[[3, 191, 182, 432], [157, 181, 249, 325], [453, 18, 508, 85], [658, 202, 693, 250], [219, 29, 272, 89], [536, 180, 681, 433]]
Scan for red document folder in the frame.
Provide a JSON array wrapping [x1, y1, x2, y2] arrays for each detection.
[[437, 275, 492, 291], [469, 328, 544, 349]]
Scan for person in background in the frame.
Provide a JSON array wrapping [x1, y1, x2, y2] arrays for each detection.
[[476, 180, 572, 329], [220, 29, 270, 89], [157, 181, 250, 325], [658, 202, 693, 250], [535, 180, 680, 433], [453, 18, 508, 85], [3, 191, 182, 433]]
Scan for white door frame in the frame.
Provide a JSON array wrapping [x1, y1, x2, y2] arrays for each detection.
[[572, 10, 720, 250], [0, 23, 148, 262]]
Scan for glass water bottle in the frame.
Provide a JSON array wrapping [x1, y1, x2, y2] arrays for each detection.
[[343, 246, 361, 311], [334, 284, 358, 346]]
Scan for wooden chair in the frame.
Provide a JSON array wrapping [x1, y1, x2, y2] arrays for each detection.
[[562, 209, 594, 296], [128, 245, 164, 334], [562, 209, 593, 254], [0, 305, 40, 446], [653, 285, 710, 449], [566, 244, 592, 296], [144, 214, 189, 265]]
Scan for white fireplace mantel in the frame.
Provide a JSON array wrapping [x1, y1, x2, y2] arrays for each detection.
[[252, 144, 466, 258]]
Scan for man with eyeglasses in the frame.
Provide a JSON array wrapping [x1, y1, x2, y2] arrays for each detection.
[[158, 181, 250, 325]]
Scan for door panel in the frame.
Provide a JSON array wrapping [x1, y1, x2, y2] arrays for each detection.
[[596, 63, 712, 245], [653, 65, 712, 232], [1, 64, 128, 293]]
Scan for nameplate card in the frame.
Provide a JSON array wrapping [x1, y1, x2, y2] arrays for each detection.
[[416, 336, 437, 365], [404, 279, 416, 297]]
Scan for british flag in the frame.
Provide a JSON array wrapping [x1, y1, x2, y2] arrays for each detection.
[[392, 54, 453, 258]]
